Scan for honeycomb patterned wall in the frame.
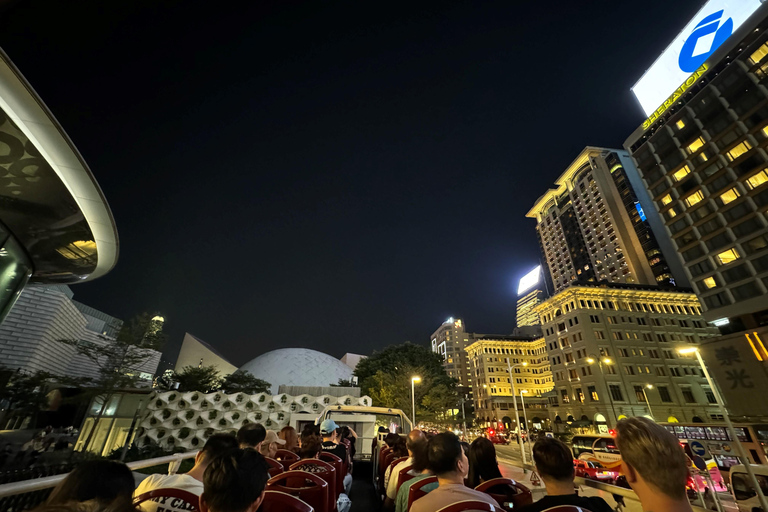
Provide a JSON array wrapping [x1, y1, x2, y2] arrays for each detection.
[[136, 390, 373, 451]]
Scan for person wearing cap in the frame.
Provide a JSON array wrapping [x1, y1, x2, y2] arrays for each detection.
[[320, 419, 352, 494], [258, 430, 285, 459]]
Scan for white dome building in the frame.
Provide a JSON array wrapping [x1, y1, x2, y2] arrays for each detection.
[[240, 348, 353, 393]]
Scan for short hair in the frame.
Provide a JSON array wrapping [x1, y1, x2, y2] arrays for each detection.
[[203, 449, 270, 512], [427, 432, 463, 476], [299, 434, 323, 459], [392, 438, 408, 458], [410, 438, 429, 472], [237, 423, 266, 448], [616, 417, 689, 499], [200, 434, 239, 463], [47, 460, 134, 506], [532, 438, 574, 481], [384, 433, 401, 447]]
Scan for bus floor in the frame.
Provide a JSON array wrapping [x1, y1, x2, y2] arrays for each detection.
[[348, 461, 381, 512]]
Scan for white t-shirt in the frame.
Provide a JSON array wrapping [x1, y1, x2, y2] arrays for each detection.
[[386, 457, 412, 500], [135, 473, 204, 512]]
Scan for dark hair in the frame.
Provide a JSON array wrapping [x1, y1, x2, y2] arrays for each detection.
[[203, 449, 270, 512], [427, 432, 463, 476], [301, 423, 320, 438], [299, 434, 323, 459], [237, 423, 266, 448], [460, 441, 470, 456], [384, 433, 401, 447], [47, 460, 134, 506], [410, 438, 430, 472], [467, 437, 502, 487], [392, 438, 408, 458], [532, 438, 574, 481], [201, 433, 239, 463]]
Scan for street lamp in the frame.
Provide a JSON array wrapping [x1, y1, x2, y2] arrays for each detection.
[[411, 376, 421, 426], [678, 346, 768, 512], [520, 390, 533, 463], [586, 356, 618, 427], [506, 358, 528, 466], [642, 384, 654, 420]]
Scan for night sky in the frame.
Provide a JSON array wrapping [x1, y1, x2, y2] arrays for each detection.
[[0, 1, 703, 366]]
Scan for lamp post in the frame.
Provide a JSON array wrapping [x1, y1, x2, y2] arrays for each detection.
[[506, 358, 528, 466], [642, 384, 655, 420], [411, 376, 421, 427], [678, 346, 768, 512], [520, 390, 532, 463], [587, 356, 618, 427]]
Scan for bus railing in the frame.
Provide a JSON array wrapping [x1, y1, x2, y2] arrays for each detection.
[[574, 474, 711, 512], [0, 450, 198, 499]]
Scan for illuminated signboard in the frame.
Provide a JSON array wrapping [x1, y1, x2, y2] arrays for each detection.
[[635, 202, 647, 222], [632, 0, 762, 118], [517, 265, 542, 295]]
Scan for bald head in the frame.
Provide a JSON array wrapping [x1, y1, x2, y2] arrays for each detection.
[[407, 429, 426, 453]]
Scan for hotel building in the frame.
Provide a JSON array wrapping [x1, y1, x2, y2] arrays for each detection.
[[623, 2, 768, 417], [431, 318, 474, 396], [535, 283, 721, 431]]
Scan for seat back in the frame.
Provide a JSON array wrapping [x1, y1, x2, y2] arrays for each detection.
[[379, 447, 392, 476], [318, 452, 344, 498], [435, 500, 497, 512], [265, 457, 285, 478], [133, 488, 200, 511], [267, 470, 328, 512], [396, 463, 415, 491], [475, 478, 533, 511], [407, 476, 437, 511], [275, 449, 301, 471], [290, 459, 336, 512], [539, 507, 590, 512], [259, 490, 314, 512]]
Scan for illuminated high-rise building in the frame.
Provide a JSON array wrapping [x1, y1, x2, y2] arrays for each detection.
[[516, 266, 546, 327], [622, 1, 768, 417], [431, 318, 473, 392], [527, 147, 688, 294]]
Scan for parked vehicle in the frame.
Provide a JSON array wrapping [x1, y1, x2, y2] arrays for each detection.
[[573, 459, 618, 484], [729, 464, 768, 512]]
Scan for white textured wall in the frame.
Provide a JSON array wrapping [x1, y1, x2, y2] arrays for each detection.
[[137, 390, 372, 451]]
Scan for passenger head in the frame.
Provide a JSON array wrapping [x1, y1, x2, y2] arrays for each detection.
[[237, 423, 266, 449], [427, 432, 468, 479], [467, 437, 502, 487], [279, 426, 298, 451], [410, 436, 430, 472], [384, 433, 401, 448], [460, 441, 470, 457], [392, 438, 408, 458], [299, 434, 323, 460], [616, 417, 689, 500], [196, 433, 239, 468], [319, 419, 339, 439], [532, 437, 574, 483], [258, 430, 285, 459], [340, 426, 351, 440], [407, 429, 425, 448], [47, 460, 134, 507], [201, 448, 270, 512]]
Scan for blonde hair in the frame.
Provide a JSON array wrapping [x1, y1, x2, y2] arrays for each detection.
[[615, 417, 689, 499]]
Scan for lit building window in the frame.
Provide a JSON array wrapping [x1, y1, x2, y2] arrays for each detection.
[[673, 165, 691, 182], [661, 194, 672, 205], [676, 119, 685, 130], [716, 248, 741, 265], [684, 190, 704, 207], [762, 126, 768, 138], [667, 207, 677, 218], [749, 42, 768, 65], [686, 137, 705, 154], [719, 187, 741, 205], [703, 277, 717, 289], [726, 141, 753, 161], [746, 169, 768, 190]]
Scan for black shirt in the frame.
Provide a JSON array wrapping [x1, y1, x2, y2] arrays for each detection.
[[519, 493, 614, 512], [322, 441, 348, 463]]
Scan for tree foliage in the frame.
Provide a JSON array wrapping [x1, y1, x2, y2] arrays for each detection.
[[0, 370, 53, 424], [174, 365, 221, 393], [330, 379, 354, 387], [354, 342, 459, 424], [219, 370, 270, 394]]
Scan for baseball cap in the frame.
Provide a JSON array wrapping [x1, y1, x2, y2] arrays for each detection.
[[263, 430, 286, 445], [320, 419, 339, 434]]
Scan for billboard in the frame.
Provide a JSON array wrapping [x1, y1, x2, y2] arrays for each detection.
[[632, 0, 763, 117], [517, 265, 542, 295]]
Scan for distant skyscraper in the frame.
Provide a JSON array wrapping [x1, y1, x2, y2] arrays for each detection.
[[431, 318, 473, 396], [527, 147, 688, 293], [516, 266, 545, 327]]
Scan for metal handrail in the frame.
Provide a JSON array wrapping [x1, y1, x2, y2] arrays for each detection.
[[0, 450, 198, 498]]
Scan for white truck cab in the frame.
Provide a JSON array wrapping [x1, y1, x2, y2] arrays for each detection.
[[730, 464, 768, 512]]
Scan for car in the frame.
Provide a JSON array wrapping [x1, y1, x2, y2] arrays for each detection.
[[573, 459, 618, 484], [489, 435, 509, 445]]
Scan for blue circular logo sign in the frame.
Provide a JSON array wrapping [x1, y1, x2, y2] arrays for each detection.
[[679, 10, 733, 73]]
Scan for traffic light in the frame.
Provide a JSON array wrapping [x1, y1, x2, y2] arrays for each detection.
[[488, 428, 495, 437]]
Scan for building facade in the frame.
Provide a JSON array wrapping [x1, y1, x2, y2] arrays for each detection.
[[516, 265, 546, 327], [465, 336, 552, 431], [535, 284, 721, 431], [527, 147, 688, 294], [431, 318, 474, 394], [623, 3, 768, 418]]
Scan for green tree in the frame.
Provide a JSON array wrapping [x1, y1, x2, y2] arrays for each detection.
[[173, 365, 221, 393], [57, 312, 165, 452], [354, 342, 459, 425], [330, 379, 354, 387], [219, 370, 270, 394], [0, 370, 53, 427]]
